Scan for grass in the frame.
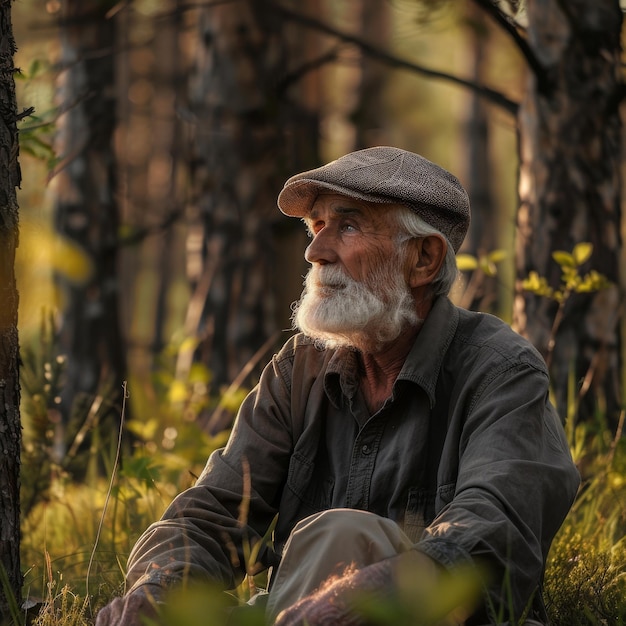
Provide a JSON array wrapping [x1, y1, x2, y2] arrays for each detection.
[[14, 325, 626, 626], [17, 420, 626, 625]]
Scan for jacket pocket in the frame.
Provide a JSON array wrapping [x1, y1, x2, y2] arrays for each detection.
[[403, 483, 456, 542], [286, 452, 334, 512]]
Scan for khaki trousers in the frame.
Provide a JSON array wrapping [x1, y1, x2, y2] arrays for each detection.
[[266, 508, 414, 622], [263, 508, 544, 626]]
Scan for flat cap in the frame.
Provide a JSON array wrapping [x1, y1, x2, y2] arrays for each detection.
[[277, 146, 470, 252]]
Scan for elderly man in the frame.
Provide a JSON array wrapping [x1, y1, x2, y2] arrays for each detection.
[[96, 147, 579, 626]]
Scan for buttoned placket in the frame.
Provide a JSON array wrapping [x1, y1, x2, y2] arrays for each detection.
[[344, 392, 389, 510]]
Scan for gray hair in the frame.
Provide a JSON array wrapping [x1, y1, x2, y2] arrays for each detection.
[[393, 206, 459, 297]]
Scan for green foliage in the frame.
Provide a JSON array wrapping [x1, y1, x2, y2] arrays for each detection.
[[455, 249, 508, 315], [18, 286, 626, 626], [545, 529, 626, 626], [456, 249, 507, 278], [520, 243, 612, 371], [19, 322, 240, 618], [19, 119, 58, 169], [544, 420, 626, 625], [20, 311, 71, 519], [152, 583, 266, 626], [0, 562, 23, 626], [522, 243, 611, 303], [20, 311, 114, 520], [16, 58, 58, 170]]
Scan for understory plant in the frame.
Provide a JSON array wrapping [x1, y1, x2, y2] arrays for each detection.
[[544, 416, 626, 625]]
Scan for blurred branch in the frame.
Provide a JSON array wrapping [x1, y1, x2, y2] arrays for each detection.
[[267, 1, 518, 115], [205, 330, 282, 434], [277, 46, 341, 93], [25, 90, 95, 136], [109, 209, 185, 251], [15, 107, 35, 122], [470, 0, 550, 90]]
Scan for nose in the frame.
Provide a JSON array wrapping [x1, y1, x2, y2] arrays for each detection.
[[305, 227, 336, 265]]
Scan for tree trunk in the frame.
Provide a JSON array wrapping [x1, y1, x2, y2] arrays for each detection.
[[353, 0, 391, 149], [513, 0, 622, 429], [459, 4, 498, 313], [186, 0, 318, 411], [53, 1, 126, 439], [0, 0, 23, 616]]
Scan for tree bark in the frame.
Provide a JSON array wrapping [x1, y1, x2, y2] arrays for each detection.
[[353, 0, 391, 149], [53, 1, 126, 436], [459, 4, 498, 312], [513, 0, 622, 428], [186, 0, 318, 408], [0, 0, 23, 616]]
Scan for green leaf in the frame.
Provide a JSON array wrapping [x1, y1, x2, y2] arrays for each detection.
[[552, 251, 575, 269], [28, 59, 42, 78], [120, 456, 162, 484]]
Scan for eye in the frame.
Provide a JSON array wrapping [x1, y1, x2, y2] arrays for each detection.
[[340, 222, 358, 233], [304, 218, 322, 237]]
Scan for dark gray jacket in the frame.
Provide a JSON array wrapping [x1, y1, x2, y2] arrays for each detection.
[[126, 296, 580, 621]]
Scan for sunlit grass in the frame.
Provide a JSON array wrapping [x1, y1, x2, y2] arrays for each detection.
[[16, 324, 626, 626], [19, 418, 626, 625]]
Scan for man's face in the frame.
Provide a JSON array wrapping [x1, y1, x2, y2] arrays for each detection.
[[291, 193, 419, 351]]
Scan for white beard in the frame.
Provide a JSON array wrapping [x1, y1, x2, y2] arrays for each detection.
[[291, 260, 419, 352]]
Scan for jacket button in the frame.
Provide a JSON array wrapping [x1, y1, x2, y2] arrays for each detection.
[[361, 444, 371, 455]]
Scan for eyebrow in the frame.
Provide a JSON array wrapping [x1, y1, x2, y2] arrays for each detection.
[[307, 205, 364, 221]]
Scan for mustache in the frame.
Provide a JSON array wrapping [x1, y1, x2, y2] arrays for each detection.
[[305, 265, 352, 289]]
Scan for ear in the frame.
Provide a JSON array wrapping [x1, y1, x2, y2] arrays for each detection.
[[404, 235, 448, 289]]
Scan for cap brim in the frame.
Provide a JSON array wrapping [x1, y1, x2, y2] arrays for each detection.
[[277, 179, 393, 217]]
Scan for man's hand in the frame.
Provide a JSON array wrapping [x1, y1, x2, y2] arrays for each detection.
[[273, 550, 446, 626], [274, 560, 393, 626], [95, 587, 162, 626]]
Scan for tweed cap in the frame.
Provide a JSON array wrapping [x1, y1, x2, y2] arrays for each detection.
[[277, 146, 470, 252]]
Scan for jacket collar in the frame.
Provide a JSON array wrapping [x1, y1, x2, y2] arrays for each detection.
[[323, 297, 460, 409]]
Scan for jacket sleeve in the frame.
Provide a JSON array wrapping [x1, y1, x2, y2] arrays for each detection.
[[124, 349, 296, 594], [416, 354, 580, 621]]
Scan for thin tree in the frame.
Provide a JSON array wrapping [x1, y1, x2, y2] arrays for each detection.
[[0, 0, 23, 617], [499, 0, 623, 429], [52, 1, 126, 442], [353, 0, 392, 150], [276, 0, 624, 429], [185, 0, 318, 414]]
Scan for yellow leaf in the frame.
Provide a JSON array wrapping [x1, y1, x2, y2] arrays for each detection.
[[19, 218, 94, 284], [456, 254, 478, 271], [572, 242, 593, 266], [487, 249, 507, 264], [178, 336, 199, 356], [189, 363, 211, 384], [219, 387, 248, 414], [522, 271, 541, 292], [126, 418, 159, 440], [552, 251, 575, 269], [52, 236, 94, 283], [479, 258, 497, 277], [168, 380, 189, 404]]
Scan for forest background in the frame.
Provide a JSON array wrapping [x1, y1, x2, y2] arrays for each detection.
[[1, 0, 626, 624]]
